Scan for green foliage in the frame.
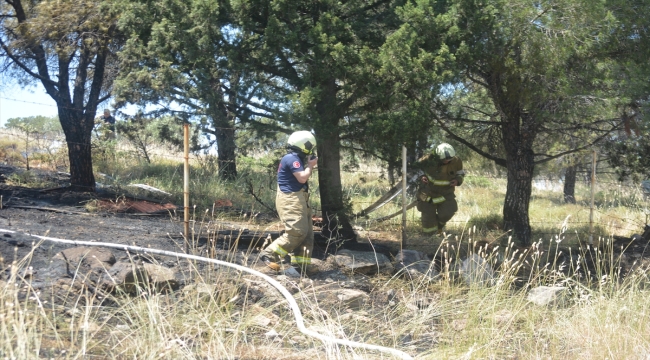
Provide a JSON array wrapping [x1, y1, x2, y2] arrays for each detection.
[[116, 115, 189, 163], [4, 116, 64, 170], [115, 0, 261, 179], [1, 0, 122, 188], [5, 116, 62, 135], [463, 175, 494, 189], [604, 136, 650, 182], [379, 0, 650, 244]]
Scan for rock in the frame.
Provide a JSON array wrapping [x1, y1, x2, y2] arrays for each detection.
[[252, 315, 273, 327], [333, 249, 392, 275], [182, 283, 217, 296], [491, 309, 514, 325], [460, 254, 495, 286], [99, 262, 149, 295], [298, 283, 368, 310], [22, 267, 35, 279], [393, 250, 438, 280], [80, 321, 100, 332], [335, 288, 368, 310], [527, 286, 567, 306], [239, 278, 283, 304], [249, 304, 280, 328], [142, 263, 179, 292], [338, 312, 371, 322], [55, 247, 116, 269], [387, 289, 397, 302], [281, 266, 301, 278], [265, 329, 280, 339], [450, 319, 467, 331], [291, 335, 307, 344]]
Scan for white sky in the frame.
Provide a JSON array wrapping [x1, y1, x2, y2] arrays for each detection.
[[0, 82, 137, 126], [0, 83, 59, 125]]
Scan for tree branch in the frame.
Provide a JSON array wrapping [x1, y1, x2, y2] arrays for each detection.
[[449, 116, 503, 125], [0, 39, 59, 89], [534, 123, 621, 165], [340, 145, 390, 162]]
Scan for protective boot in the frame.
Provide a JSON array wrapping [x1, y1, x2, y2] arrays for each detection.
[[260, 253, 282, 271], [293, 263, 319, 276]]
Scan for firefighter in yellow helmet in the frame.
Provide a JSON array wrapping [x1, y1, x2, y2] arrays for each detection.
[[415, 143, 464, 236], [259, 131, 319, 275]]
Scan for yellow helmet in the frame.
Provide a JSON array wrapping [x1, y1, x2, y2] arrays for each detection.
[[435, 143, 455, 160], [287, 131, 317, 155]]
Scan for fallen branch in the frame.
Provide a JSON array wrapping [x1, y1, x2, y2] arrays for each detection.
[[7, 205, 93, 216], [367, 201, 418, 223], [245, 178, 279, 217]]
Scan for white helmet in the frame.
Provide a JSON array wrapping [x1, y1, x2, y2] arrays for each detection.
[[435, 143, 455, 160], [287, 131, 317, 155]]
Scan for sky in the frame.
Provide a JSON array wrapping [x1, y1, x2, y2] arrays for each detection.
[[0, 81, 139, 127], [0, 83, 59, 126]]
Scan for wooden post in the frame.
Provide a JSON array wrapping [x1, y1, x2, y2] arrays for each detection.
[[401, 145, 407, 249], [183, 123, 190, 253], [589, 149, 597, 245]]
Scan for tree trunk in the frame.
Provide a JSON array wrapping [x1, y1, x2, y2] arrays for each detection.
[[503, 152, 534, 246], [501, 111, 536, 247], [59, 109, 95, 191], [563, 165, 577, 204], [215, 124, 237, 180], [314, 79, 356, 242], [210, 78, 237, 181], [315, 126, 356, 241]]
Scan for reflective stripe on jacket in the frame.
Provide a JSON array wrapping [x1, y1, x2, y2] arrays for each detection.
[[417, 156, 464, 199]]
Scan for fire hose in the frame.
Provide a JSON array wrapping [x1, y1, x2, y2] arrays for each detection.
[[0, 228, 413, 360]]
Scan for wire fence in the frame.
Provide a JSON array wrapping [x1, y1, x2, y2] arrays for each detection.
[[1, 107, 649, 238]]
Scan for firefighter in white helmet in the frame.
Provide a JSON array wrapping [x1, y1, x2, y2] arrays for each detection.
[[259, 131, 319, 275], [414, 143, 464, 236]]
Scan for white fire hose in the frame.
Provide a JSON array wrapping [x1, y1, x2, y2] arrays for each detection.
[[0, 228, 413, 360]]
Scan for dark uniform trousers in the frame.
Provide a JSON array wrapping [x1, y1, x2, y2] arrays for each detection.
[[416, 156, 464, 233]]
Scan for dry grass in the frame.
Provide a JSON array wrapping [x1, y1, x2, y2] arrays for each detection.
[[3, 137, 650, 358], [2, 223, 650, 359]]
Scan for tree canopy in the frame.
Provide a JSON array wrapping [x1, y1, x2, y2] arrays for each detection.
[[2, 0, 649, 245], [0, 0, 120, 190], [382, 0, 650, 245]]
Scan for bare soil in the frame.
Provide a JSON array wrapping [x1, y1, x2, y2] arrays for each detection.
[[2, 163, 650, 292], [0, 165, 403, 297]]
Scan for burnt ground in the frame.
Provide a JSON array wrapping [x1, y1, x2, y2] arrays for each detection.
[[2, 163, 650, 290], [0, 165, 403, 293]]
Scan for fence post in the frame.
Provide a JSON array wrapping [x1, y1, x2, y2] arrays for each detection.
[[184, 123, 190, 253], [589, 149, 597, 245], [401, 145, 407, 249]]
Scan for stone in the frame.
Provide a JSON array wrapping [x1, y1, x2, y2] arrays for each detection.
[[460, 254, 495, 286], [55, 247, 116, 269], [249, 304, 280, 328], [393, 250, 438, 280], [183, 283, 217, 296], [142, 263, 179, 292], [297, 283, 368, 310], [281, 266, 301, 278], [99, 262, 149, 295], [527, 286, 567, 306], [252, 315, 273, 327], [22, 267, 35, 279], [335, 288, 368, 310], [265, 329, 280, 338], [332, 249, 392, 275]]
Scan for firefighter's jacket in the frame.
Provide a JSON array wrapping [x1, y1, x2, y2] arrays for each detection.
[[415, 155, 464, 203]]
